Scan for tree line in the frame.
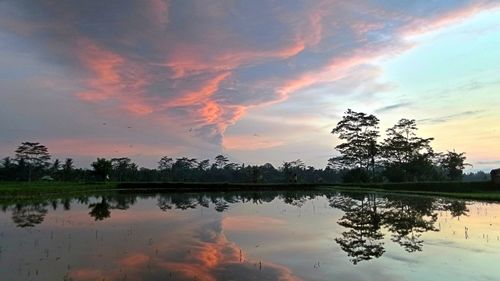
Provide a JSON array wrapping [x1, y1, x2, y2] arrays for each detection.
[[0, 110, 487, 183], [0, 142, 342, 183], [329, 109, 473, 183]]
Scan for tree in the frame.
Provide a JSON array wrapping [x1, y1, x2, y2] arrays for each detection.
[[50, 159, 61, 178], [158, 156, 173, 181], [15, 142, 51, 181], [158, 156, 173, 170], [381, 119, 436, 182], [214, 155, 229, 169], [61, 158, 74, 181], [91, 158, 112, 181], [331, 109, 380, 181], [281, 159, 305, 182], [197, 159, 210, 171], [111, 157, 137, 181], [0, 157, 16, 180], [172, 157, 197, 181], [440, 151, 470, 181]]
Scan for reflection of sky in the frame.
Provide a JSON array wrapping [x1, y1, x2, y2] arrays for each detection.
[[0, 194, 500, 280], [0, 1, 499, 169]]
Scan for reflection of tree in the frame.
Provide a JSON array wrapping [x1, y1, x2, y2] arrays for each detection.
[[330, 194, 385, 264], [157, 196, 173, 211], [88, 195, 136, 220], [383, 197, 438, 252], [214, 199, 230, 212], [331, 193, 469, 264], [282, 192, 309, 207], [88, 198, 111, 221], [438, 199, 468, 218], [11, 204, 48, 227]]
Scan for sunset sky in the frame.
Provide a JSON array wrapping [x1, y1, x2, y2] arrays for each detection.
[[0, 0, 499, 170]]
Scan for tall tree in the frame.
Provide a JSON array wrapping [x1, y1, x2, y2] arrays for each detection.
[[111, 157, 137, 181], [50, 159, 61, 178], [61, 158, 74, 181], [0, 157, 15, 180], [91, 158, 112, 181], [440, 150, 470, 181], [15, 142, 51, 181], [381, 119, 436, 182], [197, 159, 210, 171], [158, 156, 174, 181], [172, 157, 197, 181], [331, 109, 380, 181], [158, 156, 173, 170], [214, 155, 229, 169]]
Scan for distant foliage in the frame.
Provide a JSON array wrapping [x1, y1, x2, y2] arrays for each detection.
[[0, 123, 478, 185]]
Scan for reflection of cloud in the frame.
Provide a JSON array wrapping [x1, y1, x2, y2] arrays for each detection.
[[68, 219, 302, 281]]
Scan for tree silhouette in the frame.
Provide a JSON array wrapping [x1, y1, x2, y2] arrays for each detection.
[[158, 156, 173, 181], [61, 158, 74, 181], [214, 155, 229, 169], [91, 158, 112, 181], [440, 151, 470, 181], [381, 119, 436, 182], [331, 109, 380, 182], [15, 142, 51, 181], [111, 157, 138, 181]]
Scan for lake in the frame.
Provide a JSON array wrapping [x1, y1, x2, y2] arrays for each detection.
[[0, 190, 499, 280]]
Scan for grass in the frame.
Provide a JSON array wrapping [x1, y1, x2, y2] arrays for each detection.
[[0, 181, 117, 197], [1, 180, 499, 202], [325, 181, 500, 201]]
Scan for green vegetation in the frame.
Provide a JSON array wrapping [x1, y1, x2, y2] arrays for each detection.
[[328, 181, 500, 201], [0, 181, 116, 198], [1, 180, 499, 203]]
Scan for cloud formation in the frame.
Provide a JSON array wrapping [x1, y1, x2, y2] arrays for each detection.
[[0, 0, 499, 166]]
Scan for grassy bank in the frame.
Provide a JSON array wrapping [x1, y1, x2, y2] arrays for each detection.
[[116, 182, 320, 191], [327, 181, 500, 201], [1, 180, 500, 202], [0, 181, 117, 197]]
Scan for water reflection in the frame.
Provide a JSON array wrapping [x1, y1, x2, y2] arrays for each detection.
[[328, 193, 469, 263], [1, 190, 496, 281]]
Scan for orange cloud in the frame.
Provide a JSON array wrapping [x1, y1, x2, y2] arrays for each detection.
[[401, 1, 500, 37], [75, 38, 154, 116], [168, 72, 231, 107]]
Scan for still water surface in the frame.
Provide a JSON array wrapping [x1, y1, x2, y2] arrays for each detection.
[[0, 190, 499, 280]]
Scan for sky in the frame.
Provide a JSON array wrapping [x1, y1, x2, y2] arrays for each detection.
[[0, 0, 499, 171]]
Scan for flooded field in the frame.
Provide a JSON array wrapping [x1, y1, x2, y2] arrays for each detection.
[[0, 190, 499, 280]]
